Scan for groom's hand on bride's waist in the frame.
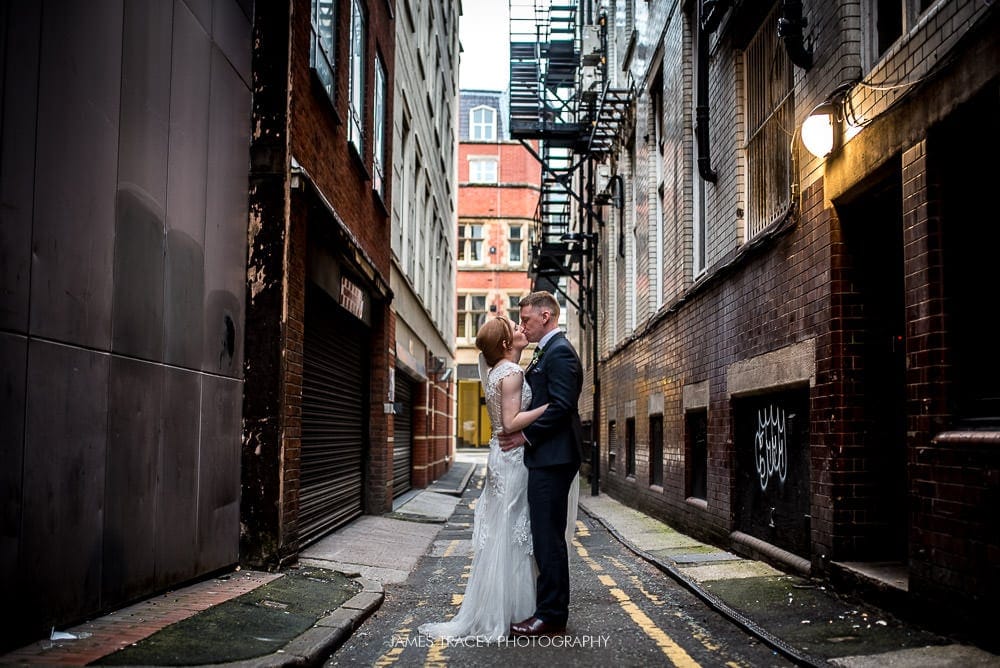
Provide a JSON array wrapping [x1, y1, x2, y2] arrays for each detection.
[[498, 431, 527, 451]]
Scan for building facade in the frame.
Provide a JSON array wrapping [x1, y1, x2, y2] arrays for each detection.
[[243, 0, 396, 566], [0, 0, 253, 649], [455, 90, 540, 447], [389, 0, 461, 490], [587, 0, 997, 639]]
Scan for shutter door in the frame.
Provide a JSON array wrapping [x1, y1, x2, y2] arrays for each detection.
[[300, 284, 367, 545], [392, 374, 414, 497]]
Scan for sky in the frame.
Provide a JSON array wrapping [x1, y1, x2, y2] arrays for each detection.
[[459, 1, 511, 91]]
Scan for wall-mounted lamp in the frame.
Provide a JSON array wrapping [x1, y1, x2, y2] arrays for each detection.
[[801, 100, 839, 158], [801, 83, 855, 159]]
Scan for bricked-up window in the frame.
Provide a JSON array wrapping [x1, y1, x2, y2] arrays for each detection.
[[469, 157, 498, 183], [457, 294, 487, 340], [508, 225, 524, 264], [649, 414, 663, 487], [608, 420, 617, 472], [348, 0, 366, 155], [744, 2, 793, 239], [372, 53, 387, 200], [470, 105, 497, 140], [458, 223, 484, 264], [686, 408, 708, 500], [625, 417, 636, 477], [310, 0, 336, 103]]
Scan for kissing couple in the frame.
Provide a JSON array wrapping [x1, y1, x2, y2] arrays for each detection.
[[420, 291, 584, 641]]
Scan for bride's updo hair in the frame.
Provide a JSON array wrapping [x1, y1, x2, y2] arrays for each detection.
[[475, 317, 513, 367]]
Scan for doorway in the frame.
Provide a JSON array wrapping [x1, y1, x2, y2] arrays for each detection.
[[836, 163, 908, 563]]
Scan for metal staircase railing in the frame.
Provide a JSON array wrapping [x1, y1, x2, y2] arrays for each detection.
[[509, 2, 631, 293]]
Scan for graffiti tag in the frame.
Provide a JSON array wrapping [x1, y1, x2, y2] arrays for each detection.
[[755, 404, 787, 491]]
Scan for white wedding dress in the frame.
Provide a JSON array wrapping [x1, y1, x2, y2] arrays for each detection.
[[418, 359, 579, 642]]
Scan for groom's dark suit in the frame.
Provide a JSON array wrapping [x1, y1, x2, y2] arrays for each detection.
[[521, 331, 583, 628]]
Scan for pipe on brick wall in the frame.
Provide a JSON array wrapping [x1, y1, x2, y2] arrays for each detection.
[[778, 0, 814, 70], [696, 1, 718, 183]]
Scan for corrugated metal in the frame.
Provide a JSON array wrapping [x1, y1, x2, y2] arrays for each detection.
[[300, 284, 367, 545], [392, 373, 414, 497]]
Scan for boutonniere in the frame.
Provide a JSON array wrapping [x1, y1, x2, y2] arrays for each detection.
[[528, 346, 544, 370]]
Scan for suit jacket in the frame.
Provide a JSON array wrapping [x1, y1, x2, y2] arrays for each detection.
[[522, 331, 584, 469]]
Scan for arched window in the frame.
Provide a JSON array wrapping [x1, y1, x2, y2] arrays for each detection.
[[469, 105, 497, 140]]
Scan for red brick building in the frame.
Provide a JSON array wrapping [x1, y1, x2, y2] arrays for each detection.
[[455, 90, 539, 446], [243, 0, 396, 566]]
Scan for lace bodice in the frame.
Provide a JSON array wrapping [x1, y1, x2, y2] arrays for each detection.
[[484, 360, 531, 434]]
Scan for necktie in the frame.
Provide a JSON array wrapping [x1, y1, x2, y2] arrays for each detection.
[[530, 346, 543, 366]]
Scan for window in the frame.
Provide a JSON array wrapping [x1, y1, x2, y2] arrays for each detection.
[[651, 68, 664, 309], [310, 0, 336, 102], [608, 420, 617, 472], [348, 0, 366, 154], [457, 294, 487, 340], [688, 7, 706, 276], [458, 223, 484, 263], [469, 157, 498, 184], [507, 294, 522, 322], [373, 54, 387, 199], [865, 0, 935, 65], [649, 414, 663, 487], [686, 409, 708, 500], [470, 105, 497, 140], [625, 417, 636, 477], [744, 3, 793, 239], [508, 225, 524, 264]]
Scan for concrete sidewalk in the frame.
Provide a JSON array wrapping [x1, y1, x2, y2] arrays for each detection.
[[4, 451, 997, 667]]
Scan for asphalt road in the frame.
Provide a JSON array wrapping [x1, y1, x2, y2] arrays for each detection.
[[325, 467, 795, 667]]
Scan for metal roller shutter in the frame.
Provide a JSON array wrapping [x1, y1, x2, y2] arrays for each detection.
[[392, 374, 414, 497], [300, 283, 367, 545]]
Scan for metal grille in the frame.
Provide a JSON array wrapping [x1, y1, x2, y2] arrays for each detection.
[[392, 373, 414, 498], [300, 283, 367, 546], [745, 3, 794, 239]]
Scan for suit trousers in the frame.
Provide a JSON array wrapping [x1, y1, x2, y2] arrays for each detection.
[[527, 461, 579, 626]]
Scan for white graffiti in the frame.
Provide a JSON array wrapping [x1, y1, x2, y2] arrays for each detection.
[[755, 404, 788, 491]]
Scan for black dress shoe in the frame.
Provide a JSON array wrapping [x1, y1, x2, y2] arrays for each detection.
[[510, 616, 567, 637]]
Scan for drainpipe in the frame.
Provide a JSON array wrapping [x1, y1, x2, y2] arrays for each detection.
[[778, 0, 813, 70], [696, 1, 720, 183]]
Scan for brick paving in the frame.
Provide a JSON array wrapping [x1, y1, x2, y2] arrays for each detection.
[[1, 569, 281, 666]]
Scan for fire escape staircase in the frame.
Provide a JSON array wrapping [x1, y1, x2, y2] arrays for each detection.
[[509, 1, 632, 299]]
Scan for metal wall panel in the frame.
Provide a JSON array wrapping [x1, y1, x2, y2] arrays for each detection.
[[111, 0, 174, 360], [29, 0, 123, 349], [182, 0, 213, 33], [104, 357, 163, 605], [0, 333, 27, 605], [21, 340, 109, 626], [197, 374, 242, 571], [213, 0, 252, 85], [156, 366, 201, 583], [165, 1, 212, 369], [202, 47, 250, 377], [0, 3, 40, 332]]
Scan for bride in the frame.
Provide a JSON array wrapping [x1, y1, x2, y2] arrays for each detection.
[[419, 316, 577, 642]]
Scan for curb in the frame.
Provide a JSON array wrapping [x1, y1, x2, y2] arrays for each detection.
[[578, 503, 825, 668], [203, 576, 384, 668]]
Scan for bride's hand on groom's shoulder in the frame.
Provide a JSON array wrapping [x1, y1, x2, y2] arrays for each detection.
[[498, 431, 526, 452]]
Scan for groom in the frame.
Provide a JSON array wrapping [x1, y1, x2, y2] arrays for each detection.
[[500, 290, 583, 636]]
